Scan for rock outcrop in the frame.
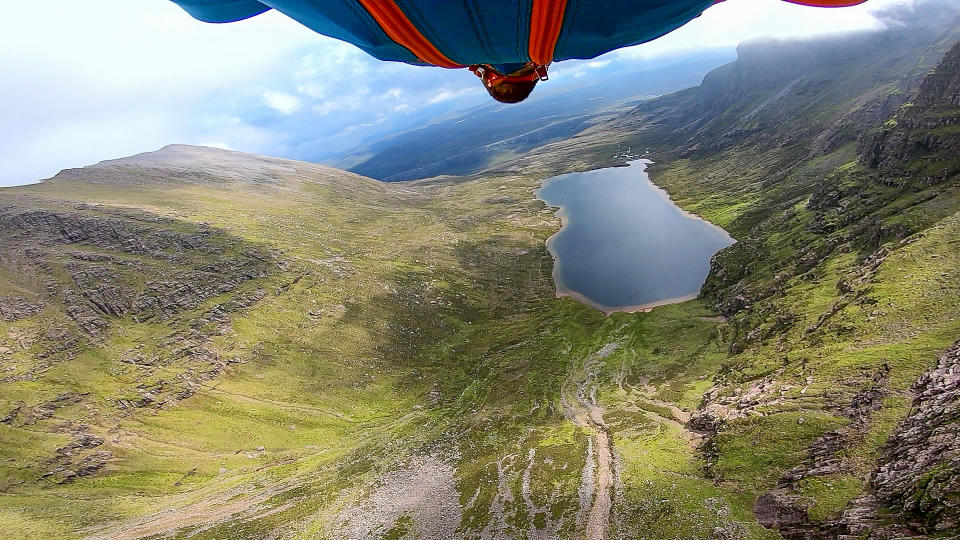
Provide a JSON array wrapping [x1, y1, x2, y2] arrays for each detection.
[[0, 296, 44, 321], [747, 341, 960, 539], [750, 365, 891, 539], [0, 205, 277, 336], [0, 200, 281, 426], [860, 40, 960, 180], [869, 339, 960, 534], [40, 424, 113, 484]]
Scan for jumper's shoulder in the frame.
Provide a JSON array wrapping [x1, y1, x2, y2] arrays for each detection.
[[554, 0, 714, 60], [169, 0, 271, 23]]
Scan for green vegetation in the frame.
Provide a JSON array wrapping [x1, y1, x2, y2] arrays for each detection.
[[3, 128, 955, 538], [0, 150, 748, 538], [1, 16, 959, 540]]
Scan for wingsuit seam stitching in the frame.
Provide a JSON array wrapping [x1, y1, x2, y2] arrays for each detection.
[[518, 0, 531, 61], [552, 0, 580, 61], [394, 0, 461, 65], [337, 0, 425, 64], [464, 0, 497, 62]]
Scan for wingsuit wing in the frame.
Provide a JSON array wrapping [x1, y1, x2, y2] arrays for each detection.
[[173, 0, 271, 23], [169, 0, 869, 67]]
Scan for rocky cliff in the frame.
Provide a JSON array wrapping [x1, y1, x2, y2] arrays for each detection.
[[681, 29, 960, 540], [0, 200, 279, 405], [853, 51, 960, 537], [560, 6, 960, 538], [869, 340, 960, 534], [609, 11, 960, 162], [859, 40, 960, 181]]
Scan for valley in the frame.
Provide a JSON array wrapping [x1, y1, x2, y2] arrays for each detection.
[[536, 160, 735, 314], [2, 5, 960, 540]]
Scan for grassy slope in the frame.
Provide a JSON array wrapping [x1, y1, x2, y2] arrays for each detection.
[[2, 143, 956, 539], [598, 20, 960, 534], [456, 14, 960, 536], [2, 18, 959, 540], [0, 149, 758, 538]]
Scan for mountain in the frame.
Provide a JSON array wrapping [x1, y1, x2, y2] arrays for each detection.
[[3, 4, 960, 540], [859, 38, 960, 178], [541, 6, 960, 538], [340, 51, 734, 182]]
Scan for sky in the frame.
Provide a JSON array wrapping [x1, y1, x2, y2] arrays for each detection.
[[0, 0, 922, 186]]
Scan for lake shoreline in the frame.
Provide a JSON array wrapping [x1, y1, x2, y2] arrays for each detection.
[[536, 159, 735, 315]]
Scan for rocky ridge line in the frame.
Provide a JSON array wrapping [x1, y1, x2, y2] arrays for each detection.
[[859, 39, 960, 180]]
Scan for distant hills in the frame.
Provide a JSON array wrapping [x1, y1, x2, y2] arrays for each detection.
[[1, 2, 960, 538], [341, 52, 733, 181]]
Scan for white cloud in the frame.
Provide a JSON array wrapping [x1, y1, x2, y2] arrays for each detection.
[[263, 91, 303, 115], [198, 142, 232, 150], [0, 0, 323, 185], [297, 82, 328, 99], [614, 0, 911, 60], [313, 102, 342, 116], [0, 0, 934, 186], [427, 87, 483, 104], [549, 66, 585, 81]]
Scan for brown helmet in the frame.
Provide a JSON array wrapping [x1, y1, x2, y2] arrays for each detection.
[[470, 63, 548, 104]]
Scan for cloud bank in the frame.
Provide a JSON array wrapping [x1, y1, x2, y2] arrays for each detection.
[[0, 0, 923, 186]]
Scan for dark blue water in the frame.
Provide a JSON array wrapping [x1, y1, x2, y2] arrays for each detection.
[[536, 160, 735, 313]]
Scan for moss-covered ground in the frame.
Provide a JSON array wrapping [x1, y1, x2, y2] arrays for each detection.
[[1, 69, 959, 538]]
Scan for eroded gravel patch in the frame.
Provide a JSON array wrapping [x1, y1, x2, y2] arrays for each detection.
[[331, 454, 462, 539]]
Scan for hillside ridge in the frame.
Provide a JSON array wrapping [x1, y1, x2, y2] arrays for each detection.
[[2, 5, 960, 539], [47, 144, 380, 189]]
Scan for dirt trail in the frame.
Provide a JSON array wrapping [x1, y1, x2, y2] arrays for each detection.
[[562, 342, 620, 540], [85, 479, 294, 540]]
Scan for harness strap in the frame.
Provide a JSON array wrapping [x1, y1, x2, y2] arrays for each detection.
[[529, 0, 568, 66], [357, 0, 463, 68], [470, 64, 549, 88]]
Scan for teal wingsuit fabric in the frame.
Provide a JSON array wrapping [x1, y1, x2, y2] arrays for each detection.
[[169, 0, 718, 66]]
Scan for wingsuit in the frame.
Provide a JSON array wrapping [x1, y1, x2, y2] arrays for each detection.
[[170, 0, 868, 102]]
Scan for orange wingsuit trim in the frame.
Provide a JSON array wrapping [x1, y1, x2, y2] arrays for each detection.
[[529, 0, 568, 66], [361, 0, 867, 69], [357, 0, 464, 68]]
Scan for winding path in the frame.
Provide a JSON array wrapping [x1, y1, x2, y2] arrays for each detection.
[[561, 343, 620, 540]]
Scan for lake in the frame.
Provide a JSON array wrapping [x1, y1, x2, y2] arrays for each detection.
[[536, 160, 735, 314]]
